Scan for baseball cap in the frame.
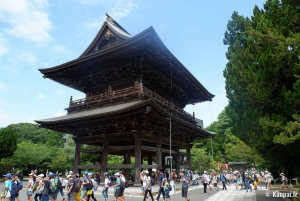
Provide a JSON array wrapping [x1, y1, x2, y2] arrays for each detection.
[[3, 173, 12, 179], [104, 172, 108, 176], [83, 171, 88, 176], [69, 171, 74, 175], [67, 175, 72, 178], [114, 172, 120, 176]]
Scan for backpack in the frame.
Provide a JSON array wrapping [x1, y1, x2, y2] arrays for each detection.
[[93, 180, 98, 190], [107, 178, 112, 187], [57, 179, 62, 189], [124, 180, 129, 188], [201, 175, 206, 183], [85, 179, 93, 191], [17, 180, 23, 191], [10, 181, 19, 196], [168, 184, 172, 191], [48, 181, 55, 194], [150, 177, 155, 186], [74, 179, 82, 192]]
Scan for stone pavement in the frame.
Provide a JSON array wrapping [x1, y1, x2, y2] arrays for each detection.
[[204, 185, 256, 201]]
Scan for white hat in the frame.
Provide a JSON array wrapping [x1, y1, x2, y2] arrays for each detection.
[[38, 174, 44, 178], [69, 171, 74, 175], [67, 175, 72, 178], [204, 171, 207, 174], [145, 170, 149, 174], [114, 172, 120, 176]]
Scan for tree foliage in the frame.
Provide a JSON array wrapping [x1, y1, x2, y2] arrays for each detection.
[[0, 128, 18, 159], [7, 123, 65, 147], [191, 109, 264, 172], [223, 0, 300, 176]]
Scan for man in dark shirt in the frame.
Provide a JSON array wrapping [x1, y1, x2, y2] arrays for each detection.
[[156, 169, 165, 201]]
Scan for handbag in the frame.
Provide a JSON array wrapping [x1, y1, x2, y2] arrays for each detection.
[[87, 190, 93, 195]]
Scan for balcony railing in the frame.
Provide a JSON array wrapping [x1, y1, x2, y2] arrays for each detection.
[[67, 84, 195, 122]]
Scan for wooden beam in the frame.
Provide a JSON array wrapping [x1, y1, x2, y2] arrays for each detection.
[[141, 165, 158, 169], [106, 164, 135, 169], [78, 165, 101, 169], [162, 148, 176, 154], [79, 148, 103, 153], [107, 145, 135, 152], [141, 145, 158, 152], [74, 142, 81, 173], [100, 137, 108, 182], [134, 136, 141, 186], [156, 139, 162, 170]]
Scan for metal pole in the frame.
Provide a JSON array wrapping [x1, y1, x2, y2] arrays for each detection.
[[170, 117, 172, 180]]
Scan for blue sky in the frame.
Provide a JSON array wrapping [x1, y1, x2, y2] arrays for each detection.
[[0, 0, 266, 128]]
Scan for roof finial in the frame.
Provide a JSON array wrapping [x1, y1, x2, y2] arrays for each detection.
[[106, 13, 114, 24]]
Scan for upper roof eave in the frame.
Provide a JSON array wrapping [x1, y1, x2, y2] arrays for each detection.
[[38, 26, 214, 100]]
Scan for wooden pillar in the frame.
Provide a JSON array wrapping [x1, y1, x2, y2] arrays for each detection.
[[187, 146, 191, 171], [74, 141, 81, 174], [148, 154, 152, 174], [156, 139, 162, 170], [100, 138, 108, 183], [175, 148, 180, 179], [134, 136, 141, 186], [124, 153, 131, 181]]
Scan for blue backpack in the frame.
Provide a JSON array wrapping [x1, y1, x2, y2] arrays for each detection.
[[18, 180, 23, 191], [10, 181, 19, 196]]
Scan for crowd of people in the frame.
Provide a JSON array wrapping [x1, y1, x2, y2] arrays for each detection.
[[0, 168, 289, 201], [199, 168, 289, 194], [0, 170, 128, 201]]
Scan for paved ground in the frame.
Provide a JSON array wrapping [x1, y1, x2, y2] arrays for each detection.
[[1, 181, 298, 201]]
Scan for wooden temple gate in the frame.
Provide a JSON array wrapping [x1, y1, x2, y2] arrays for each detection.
[[35, 14, 214, 185]]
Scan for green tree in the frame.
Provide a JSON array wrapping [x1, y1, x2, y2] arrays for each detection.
[[0, 128, 18, 159], [0, 141, 48, 173], [223, 0, 300, 176], [191, 148, 210, 173], [7, 123, 65, 146]]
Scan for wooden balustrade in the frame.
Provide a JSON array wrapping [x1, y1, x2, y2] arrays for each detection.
[[68, 85, 195, 122]]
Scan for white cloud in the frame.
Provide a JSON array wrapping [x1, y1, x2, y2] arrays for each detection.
[[16, 52, 37, 64], [0, 34, 9, 57], [185, 84, 228, 128], [80, 0, 138, 29], [38, 93, 46, 99], [53, 110, 64, 117], [0, 0, 53, 46]]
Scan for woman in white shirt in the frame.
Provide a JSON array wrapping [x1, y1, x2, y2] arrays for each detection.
[[102, 172, 110, 201]]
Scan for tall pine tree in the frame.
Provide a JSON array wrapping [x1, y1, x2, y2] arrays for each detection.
[[224, 0, 300, 176]]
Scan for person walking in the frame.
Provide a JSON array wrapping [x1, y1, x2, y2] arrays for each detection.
[[113, 172, 124, 201], [180, 172, 190, 201], [201, 171, 209, 194], [156, 169, 165, 201], [221, 171, 227, 190], [102, 172, 110, 201], [27, 173, 35, 201], [1, 173, 12, 201], [143, 171, 154, 201], [34, 174, 44, 201]]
